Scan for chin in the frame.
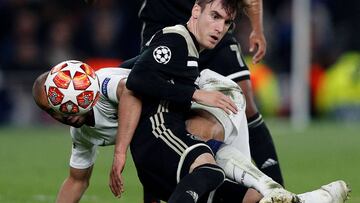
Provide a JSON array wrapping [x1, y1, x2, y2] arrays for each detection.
[[206, 44, 216, 49]]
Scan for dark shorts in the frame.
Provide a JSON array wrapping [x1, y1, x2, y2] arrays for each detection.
[[130, 113, 213, 201]]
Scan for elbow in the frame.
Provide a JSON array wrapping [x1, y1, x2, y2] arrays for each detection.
[[126, 73, 144, 95]]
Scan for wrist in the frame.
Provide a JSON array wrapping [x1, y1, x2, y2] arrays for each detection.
[[114, 148, 127, 156]]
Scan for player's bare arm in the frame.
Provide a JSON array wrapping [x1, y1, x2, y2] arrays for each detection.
[[243, 0, 266, 64], [110, 79, 142, 198]]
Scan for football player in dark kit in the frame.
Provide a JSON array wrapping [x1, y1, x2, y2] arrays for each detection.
[[138, 0, 284, 198], [110, 0, 241, 202]]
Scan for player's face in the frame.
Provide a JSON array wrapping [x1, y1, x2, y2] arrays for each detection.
[[196, 0, 235, 49], [45, 108, 89, 128], [38, 84, 90, 128]]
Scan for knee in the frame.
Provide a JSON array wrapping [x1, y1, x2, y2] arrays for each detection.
[[191, 163, 225, 188], [189, 152, 216, 173]]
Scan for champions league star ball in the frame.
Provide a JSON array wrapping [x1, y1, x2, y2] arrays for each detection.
[[44, 60, 100, 115]]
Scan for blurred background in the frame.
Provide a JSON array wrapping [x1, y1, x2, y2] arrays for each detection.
[[0, 0, 359, 203], [0, 0, 359, 126]]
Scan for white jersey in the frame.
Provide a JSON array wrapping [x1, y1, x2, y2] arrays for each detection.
[[69, 67, 130, 169], [69, 67, 250, 169], [192, 69, 251, 159]]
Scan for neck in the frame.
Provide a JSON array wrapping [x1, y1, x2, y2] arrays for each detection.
[[186, 20, 204, 51]]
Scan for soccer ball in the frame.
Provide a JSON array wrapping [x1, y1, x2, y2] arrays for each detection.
[[44, 60, 100, 115]]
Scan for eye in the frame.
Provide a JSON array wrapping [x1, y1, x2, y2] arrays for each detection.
[[211, 12, 220, 20]]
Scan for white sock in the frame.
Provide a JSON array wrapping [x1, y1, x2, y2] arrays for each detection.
[[215, 144, 282, 196]]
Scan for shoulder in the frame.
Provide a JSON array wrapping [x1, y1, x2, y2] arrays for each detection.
[[96, 67, 130, 80], [147, 25, 199, 58], [95, 67, 130, 101]]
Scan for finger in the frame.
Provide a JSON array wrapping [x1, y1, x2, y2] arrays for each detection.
[[110, 170, 122, 198], [110, 173, 120, 197], [228, 104, 238, 114], [222, 97, 237, 111], [109, 178, 119, 197], [219, 99, 237, 114], [253, 42, 266, 64], [119, 175, 125, 193], [218, 103, 231, 114], [249, 41, 255, 53], [253, 50, 263, 64], [225, 103, 237, 114]]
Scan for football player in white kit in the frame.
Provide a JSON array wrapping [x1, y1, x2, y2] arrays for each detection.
[[33, 67, 131, 203], [33, 67, 350, 203]]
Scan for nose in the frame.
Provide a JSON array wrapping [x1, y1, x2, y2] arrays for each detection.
[[215, 20, 226, 33]]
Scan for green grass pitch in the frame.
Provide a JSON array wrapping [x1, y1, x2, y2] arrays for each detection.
[[0, 120, 359, 202]]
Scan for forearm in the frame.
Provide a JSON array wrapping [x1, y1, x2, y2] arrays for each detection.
[[244, 0, 264, 33], [114, 87, 142, 157]]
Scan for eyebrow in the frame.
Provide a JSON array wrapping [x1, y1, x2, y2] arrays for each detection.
[[211, 10, 223, 18], [211, 10, 234, 24]]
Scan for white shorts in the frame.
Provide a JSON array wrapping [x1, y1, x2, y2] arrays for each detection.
[[69, 127, 98, 169], [192, 69, 251, 159]]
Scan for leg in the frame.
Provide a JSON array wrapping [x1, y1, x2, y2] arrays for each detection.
[[238, 80, 284, 185], [143, 186, 161, 203], [214, 143, 300, 203], [168, 152, 225, 203], [198, 179, 248, 203], [56, 166, 93, 203]]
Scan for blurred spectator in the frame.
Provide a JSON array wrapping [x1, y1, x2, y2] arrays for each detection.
[[0, 0, 359, 124], [316, 52, 360, 121], [44, 17, 76, 66]]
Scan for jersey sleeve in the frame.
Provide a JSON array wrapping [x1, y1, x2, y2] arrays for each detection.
[[97, 68, 131, 103], [126, 33, 196, 104]]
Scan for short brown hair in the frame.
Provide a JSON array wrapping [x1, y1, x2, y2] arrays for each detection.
[[195, 0, 245, 17]]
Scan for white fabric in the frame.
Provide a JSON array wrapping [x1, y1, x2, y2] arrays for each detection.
[[216, 145, 280, 196], [69, 68, 130, 169], [192, 69, 251, 159]]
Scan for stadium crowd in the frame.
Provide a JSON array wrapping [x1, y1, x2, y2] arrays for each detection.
[[0, 0, 359, 125]]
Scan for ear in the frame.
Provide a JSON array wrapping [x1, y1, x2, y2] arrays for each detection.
[[192, 4, 201, 19]]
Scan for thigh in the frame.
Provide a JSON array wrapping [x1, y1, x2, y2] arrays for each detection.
[[237, 79, 259, 117], [70, 128, 97, 169]]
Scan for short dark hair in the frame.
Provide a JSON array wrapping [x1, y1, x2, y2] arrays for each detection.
[[195, 0, 245, 17]]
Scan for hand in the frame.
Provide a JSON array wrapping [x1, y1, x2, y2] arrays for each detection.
[[193, 89, 238, 114], [109, 153, 126, 198], [249, 30, 266, 64]]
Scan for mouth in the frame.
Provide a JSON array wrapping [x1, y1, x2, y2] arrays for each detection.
[[210, 35, 219, 44]]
